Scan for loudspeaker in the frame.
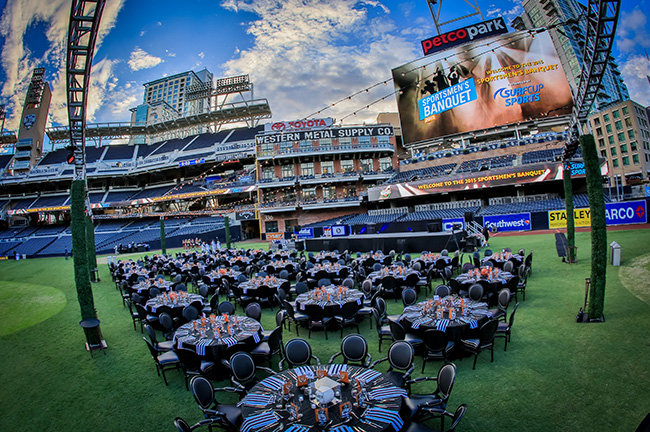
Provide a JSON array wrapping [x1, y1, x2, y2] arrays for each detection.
[[464, 212, 474, 223], [366, 224, 376, 234], [427, 219, 442, 232]]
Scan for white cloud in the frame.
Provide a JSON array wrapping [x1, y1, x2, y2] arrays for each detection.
[[486, 1, 522, 24], [0, 0, 126, 130], [128, 47, 163, 71], [198, 52, 205, 59], [619, 54, 650, 106], [220, 0, 420, 124], [616, 8, 650, 53]]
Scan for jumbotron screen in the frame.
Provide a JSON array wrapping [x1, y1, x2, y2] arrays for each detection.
[[392, 29, 574, 145]]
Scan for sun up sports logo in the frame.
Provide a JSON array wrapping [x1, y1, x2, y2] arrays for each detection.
[[266, 118, 333, 133], [493, 84, 544, 107]]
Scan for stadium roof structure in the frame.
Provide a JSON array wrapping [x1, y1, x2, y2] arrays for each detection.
[[46, 98, 272, 144]]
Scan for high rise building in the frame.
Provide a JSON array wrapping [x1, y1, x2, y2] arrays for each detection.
[[512, 0, 629, 112], [588, 99, 650, 188], [129, 68, 214, 142]]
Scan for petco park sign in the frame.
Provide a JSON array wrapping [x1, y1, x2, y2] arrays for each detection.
[[263, 118, 333, 134], [420, 17, 508, 56]]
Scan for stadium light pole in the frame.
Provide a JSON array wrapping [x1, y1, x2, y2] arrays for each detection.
[[66, 0, 106, 347]]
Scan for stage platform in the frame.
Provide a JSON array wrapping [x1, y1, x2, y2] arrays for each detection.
[[299, 230, 470, 254]]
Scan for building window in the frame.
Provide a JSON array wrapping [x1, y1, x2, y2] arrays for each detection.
[[613, 110, 620, 119], [323, 186, 336, 199], [631, 142, 638, 151], [300, 162, 314, 176], [625, 118, 633, 128], [618, 132, 625, 142], [604, 113, 610, 122], [598, 138, 605, 147], [620, 144, 628, 153], [596, 127, 603, 137], [600, 150, 607, 157], [622, 156, 630, 166], [608, 135, 615, 145], [265, 221, 279, 233], [280, 141, 293, 151], [379, 156, 392, 171], [301, 187, 316, 200], [281, 165, 294, 178], [633, 154, 640, 164], [299, 140, 312, 150], [284, 190, 297, 201], [612, 159, 619, 168], [615, 120, 623, 130], [261, 166, 274, 179], [319, 138, 332, 147], [344, 186, 357, 197], [611, 147, 617, 156], [606, 124, 613, 134], [339, 137, 352, 146], [321, 161, 334, 174], [260, 143, 273, 152], [360, 158, 373, 172], [622, 106, 629, 115], [593, 117, 601, 126], [340, 159, 354, 173], [359, 136, 371, 144], [628, 130, 635, 139]]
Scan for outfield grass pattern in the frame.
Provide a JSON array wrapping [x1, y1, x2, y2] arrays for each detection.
[[1, 233, 649, 431]]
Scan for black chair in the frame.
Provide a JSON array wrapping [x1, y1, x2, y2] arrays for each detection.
[[126, 299, 143, 332], [328, 333, 372, 367], [403, 363, 458, 424], [370, 340, 415, 390], [143, 337, 181, 386], [333, 301, 361, 338], [380, 275, 398, 299], [434, 285, 451, 298], [173, 417, 227, 432], [144, 323, 174, 352], [217, 301, 235, 315], [460, 319, 499, 369], [495, 302, 519, 351], [421, 329, 455, 373], [244, 302, 262, 322], [227, 351, 275, 397], [502, 260, 515, 274], [278, 338, 321, 371], [402, 288, 418, 306], [282, 300, 309, 336], [189, 376, 243, 432], [488, 288, 511, 321], [149, 287, 161, 297], [373, 308, 393, 353], [176, 347, 216, 390], [461, 262, 474, 273], [254, 284, 274, 309], [158, 312, 176, 340], [182, 305, 200, 323], [467, 284, 484, 302], [389, 319, 423, 349], [304, 303, 334, 340], [251, 325, 284, 368], [517, 265, 530, 301], [402, 404, 467, 432]]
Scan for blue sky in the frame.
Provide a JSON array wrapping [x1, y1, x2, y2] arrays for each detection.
[[0, 0, 648, 134]]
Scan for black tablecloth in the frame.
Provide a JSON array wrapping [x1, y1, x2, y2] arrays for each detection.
[[145, 292, 205, 316], [174, 315, 262, 359], [240, 364, 404, 432], [295, 287, 364, 317]]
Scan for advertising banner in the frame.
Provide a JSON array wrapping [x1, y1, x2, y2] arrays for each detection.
[[392, 29, 574, 145], [263, 118, 333, 134], [370, 162, 562, 201], [483, 213, 531, 232], [296, 227, 314, 239], [235, 210, 256, 221], [255, 125, 394, 145], [323, 227, 332, 237], [548, 208, 592, 229], [605, 200, 647, 225], [331, 225, 348, 237], [442, 218, 465, 231], [266, 232, 284, 241]]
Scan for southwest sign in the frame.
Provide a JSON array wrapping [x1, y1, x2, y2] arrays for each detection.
[[421, 17, 508, 56], [483, 213, 531, 232]]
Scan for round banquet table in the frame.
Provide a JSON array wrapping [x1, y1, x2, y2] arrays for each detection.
[[306, 263, 351, 281], [395, 297, 492, 344], [455, 268, 514, 300], [132, 279, 173, 295], [481, 252, 523, 269], [295, 287, 364, 317], [368, 267, 420, 286], [145, 292, 205, 317], [238, 277, 288, 297], [240, 364, 405, 432], [174, 315, 262, 360]]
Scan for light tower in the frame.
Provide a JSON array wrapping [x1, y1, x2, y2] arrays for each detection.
[[426, 0, 485, 35]]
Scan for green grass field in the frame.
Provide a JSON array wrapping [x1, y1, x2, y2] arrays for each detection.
[[1, 232, 649, 431]]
